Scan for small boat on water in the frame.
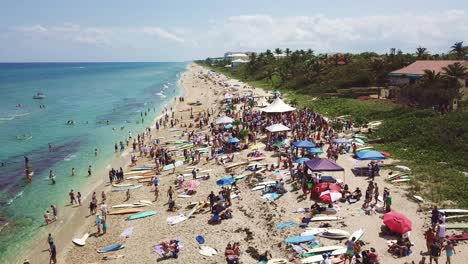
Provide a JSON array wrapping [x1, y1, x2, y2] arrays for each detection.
[[32, 92, 46, 99], [16, 135, 32, 140]]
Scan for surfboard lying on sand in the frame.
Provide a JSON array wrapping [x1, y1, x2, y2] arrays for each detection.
[[166, 214, 187, 225], [112, 183, 134, 187], [268, 259, 289, 264], [127, 211, 157, 220], [307, 245, 344, 254], [97, 244, 125, 253], [310, 216, 342, 222], [302, 228, 328, 236], [224, 161, 249, 170], [446, 223, 468, 229], [199, 245, 217, 257], [108, 208, 145, 215], [72, 233, 89, 246], [438, 209, 468, 214], [139, 200, 153, 205], [392, 179, 410, 183], [162, 160, 183, 171], [111, 185, 142, 192], [111, 204, 147, 209], [447, 233, 468, 241], [284, 235, 315, 244], [319, 229, 350, 239]]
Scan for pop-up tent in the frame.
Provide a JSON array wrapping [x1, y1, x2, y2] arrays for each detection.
[[305, 158, 344, 172], [215, 116, 234, 124], [356, 150, 385, 160], [261, 97, 296, 113], [266, 123, 290, 133]]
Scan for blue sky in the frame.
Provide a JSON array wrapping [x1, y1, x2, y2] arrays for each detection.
[[0, 0, 467, 62]]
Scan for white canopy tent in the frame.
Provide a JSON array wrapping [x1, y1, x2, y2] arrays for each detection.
[[266, 123, 291, 133], [261, 97, 296, 113], [215, 116, 234, 124]]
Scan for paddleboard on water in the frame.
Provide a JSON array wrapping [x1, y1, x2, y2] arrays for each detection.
[[72, 233, 89, 246], [307, 245, 345, 254], [284, 235, 315, 244], [349, 229, 364, 241], [199, 245, 217, 257], [127, 211, 157, 220], [97, 244, 125, 253]]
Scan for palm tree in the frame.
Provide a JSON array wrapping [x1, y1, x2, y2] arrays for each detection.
[[274, 48, 282, 55], [442, 62, 468, 80], [416, 46, 428, 59], [450, 42, 465, 59], [421, 70, 442, 84], [285, 48, 291, 57]]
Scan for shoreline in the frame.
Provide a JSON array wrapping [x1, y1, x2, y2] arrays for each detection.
[[18, 65, 189, 264]]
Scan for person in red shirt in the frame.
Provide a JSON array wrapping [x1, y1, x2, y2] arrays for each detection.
[[424, 227, 436, 254]]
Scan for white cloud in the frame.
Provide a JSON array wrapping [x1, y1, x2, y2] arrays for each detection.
[[200, 10, 468, 55]]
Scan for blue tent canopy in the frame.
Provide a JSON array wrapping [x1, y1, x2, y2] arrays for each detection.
[[224, 124, 233, 129], [292, 140, 315, 148], [216, 177, 236, 186], [356, 150, 385, 160], [295, 157, 310, 164]]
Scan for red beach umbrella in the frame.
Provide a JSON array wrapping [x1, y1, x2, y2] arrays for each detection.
[[319, 190, 342, 203], [383, 212, 412, 234], [312, 183, 341, 194]]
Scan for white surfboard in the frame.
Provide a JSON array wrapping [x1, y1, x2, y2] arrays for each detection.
[[320, 229, 350, 239], [138, 200, 153, 205], [310, 216, 342, 222], [126, 176, 144, 180], [331, 247, 347, 255], [178, 194, 192, 198], [307, 245, 344, 254], [413, 195, 424, 202], [301, 254, 323, 263], [301, 228, 328, 236], [72, 233, 89, 246], [392, 179, 410, 183], [112, 204, 146, 209], [349, 228, 364, 241], [268, 259, 289, 264], [256, 181, 276, 186], [438, 209, 468, 214], [185, 202, 199, 218], [199, 245, 217, 257], [166, 214, 187, 225]]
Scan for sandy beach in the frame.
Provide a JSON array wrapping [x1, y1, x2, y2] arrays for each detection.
[[24, 63, 467, 264]]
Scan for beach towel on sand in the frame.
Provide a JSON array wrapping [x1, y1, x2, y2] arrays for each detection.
[[276, 222, 297, 230]]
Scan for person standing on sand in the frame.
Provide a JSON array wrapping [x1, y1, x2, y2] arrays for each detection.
[[125, 189, 130, 201], [425, 227, 436, 253], [49, 242, 57, 264], [154, 185, 159, 201], [431, 206, 439, 229], [51, 204, 58, 220], [69, 189, 76, 204], [95, 214, 102, 235], [77, 192, 82, 206], [373, 183, 379, 204], [344, 237, 356, 264], [101, 191, 106, 203], [444, 241, 455, 264], [88, 165, 92, 176], [44, 210, 51, 225], [430, 241, 441, 264], [385, 191, 392, 212], [167, 186, 174, 201], [47, 233, 54, 250], [100, 202, 108, 220], [208, 191, 215, 211]]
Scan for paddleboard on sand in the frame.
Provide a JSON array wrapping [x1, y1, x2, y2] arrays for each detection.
[[320, 229, 350, 239], [302, 228, 328, 236], [162, 160, 183, 171], [167, 214, 187, 225], [125, 170, 151, 175], [438, 209, 468, 214], [251, 186, 267, 191], [224, 162, 249, 170], [307, 245, 345, 254], [97, 244, 125, 253], [285, 235, 315, 244], [178, 194, 192, 198], [256, 181, 276, 186], [72, 233, 89, 246], [446, 223, 468, 229], [413, 195, 424, 202], [349, 229, 364, 241], [127, 211, 157, 220], [112, 183, 134, 187], [268, 259, 289, 264], [199, 245, 217, 257], [111, 185, 142, 192], [395, 165, 411, 171], [139, 200, 153, 205], [108, 208, 145, 215], [185, 202, 199, 218], [310, 216, 342, 222], [111, 204, 146, 209], [392, 179, 410, 183], [102, 255, 125, 260]]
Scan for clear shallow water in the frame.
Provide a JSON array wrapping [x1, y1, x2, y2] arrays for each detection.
[[0, 62, 187, 262]]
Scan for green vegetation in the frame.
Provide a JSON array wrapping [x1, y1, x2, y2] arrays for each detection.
[[197, 43, 468, 207]]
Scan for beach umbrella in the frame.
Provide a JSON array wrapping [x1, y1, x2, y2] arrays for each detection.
[[228, 137, 240, 144], [383, 212, 412, 234], [182, 180, 200, 191], [307, 148, 324, 154], [319, 190, 342, 203], [292, 140, 315, 148], [295, 157, 310, 164], [356, 150, 385, 160], [215, 116, 234, 124], [216, 177, 236, 186], [312, 183, 341, 194], [224, 124, 233, 129], [333, 138, 350, 144]]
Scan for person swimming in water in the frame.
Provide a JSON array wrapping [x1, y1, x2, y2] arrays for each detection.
[[49, 170, 56, 184]]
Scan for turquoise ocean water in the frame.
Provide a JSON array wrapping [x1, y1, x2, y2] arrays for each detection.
[[0, 62, 187, 262]]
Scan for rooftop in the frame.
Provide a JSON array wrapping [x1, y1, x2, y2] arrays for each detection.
[[389, 60, 467, 76]]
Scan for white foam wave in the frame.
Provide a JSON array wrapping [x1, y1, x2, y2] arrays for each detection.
[[6, 191, 24, 205]]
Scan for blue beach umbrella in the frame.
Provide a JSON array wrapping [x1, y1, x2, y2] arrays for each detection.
[[224, 124, 233, 129], [228, 137, 240, 144], [216, 177, 236, 186], [295, 157, 310, 164], [292, 140, 315, 148], [356, 150, 385, 160]]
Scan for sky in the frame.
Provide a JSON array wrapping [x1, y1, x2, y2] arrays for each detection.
[[0, 0, 467, 62]]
